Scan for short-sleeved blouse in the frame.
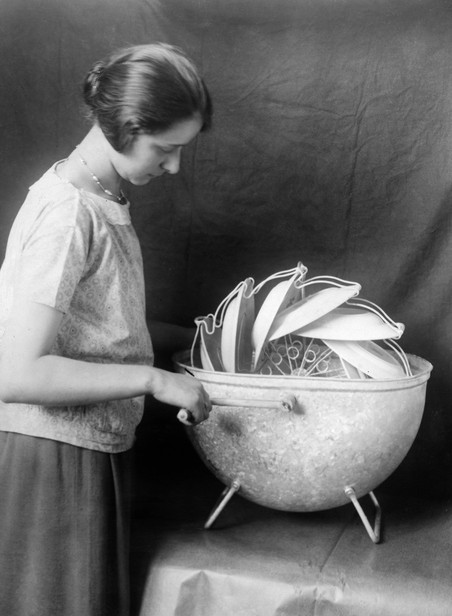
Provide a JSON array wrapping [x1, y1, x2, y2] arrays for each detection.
[[0, 163, 154, 452]]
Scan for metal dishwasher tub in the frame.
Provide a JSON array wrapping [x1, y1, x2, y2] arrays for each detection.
[[174, 351, 432, 514]]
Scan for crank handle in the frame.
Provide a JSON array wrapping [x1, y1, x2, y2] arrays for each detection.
[[177, 409, 194, 425], [177, 408, 210, 426]]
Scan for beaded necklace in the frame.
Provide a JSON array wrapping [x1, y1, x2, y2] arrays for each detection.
[[76, 147, 127, 205]]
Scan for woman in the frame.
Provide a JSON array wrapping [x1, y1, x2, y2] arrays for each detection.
[[0, 43, 212, 616]]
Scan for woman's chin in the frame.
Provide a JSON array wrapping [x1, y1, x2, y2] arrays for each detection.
[[129, 175, 159, 186]]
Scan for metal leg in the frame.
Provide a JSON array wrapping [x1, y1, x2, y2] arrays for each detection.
[[204, 480, 241, 529], [344, 486, 382, 543]]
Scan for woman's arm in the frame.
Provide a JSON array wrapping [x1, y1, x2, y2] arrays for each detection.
[[0, 299, 210, 422]]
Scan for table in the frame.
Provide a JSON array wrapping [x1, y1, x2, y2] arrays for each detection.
[[130, 408, 452, 616]]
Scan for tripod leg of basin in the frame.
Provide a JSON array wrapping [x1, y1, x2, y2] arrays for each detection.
[[344, 486, 382, 544], [204, 480, 241, 529]]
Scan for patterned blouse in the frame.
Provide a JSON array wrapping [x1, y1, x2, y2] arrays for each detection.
[[0, 163, 154, 452]]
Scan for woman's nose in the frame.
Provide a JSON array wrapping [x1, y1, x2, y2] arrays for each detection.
[[162, 148, 181, 174]]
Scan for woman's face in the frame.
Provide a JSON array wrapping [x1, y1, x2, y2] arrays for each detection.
[[113, 115, 203, 185]]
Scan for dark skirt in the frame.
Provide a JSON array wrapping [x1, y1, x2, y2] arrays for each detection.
[[0, 431, 133, 616]]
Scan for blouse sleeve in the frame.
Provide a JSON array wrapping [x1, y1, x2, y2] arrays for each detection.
[[16, 196, 92, 314]]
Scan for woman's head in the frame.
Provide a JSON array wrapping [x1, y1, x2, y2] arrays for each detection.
[[83, 43, 212, 152]]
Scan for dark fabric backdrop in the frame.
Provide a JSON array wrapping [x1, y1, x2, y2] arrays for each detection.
[[1, 0, 451, 497]]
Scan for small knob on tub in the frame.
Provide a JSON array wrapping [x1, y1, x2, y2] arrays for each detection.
[[279, 392, 301, 414]]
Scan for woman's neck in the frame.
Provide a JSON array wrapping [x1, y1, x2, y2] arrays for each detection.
[[58, 126, 124, 203]]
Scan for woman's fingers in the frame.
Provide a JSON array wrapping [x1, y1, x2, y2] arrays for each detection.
[[150, 369, 211, 424], [177, 394, 211, 425]]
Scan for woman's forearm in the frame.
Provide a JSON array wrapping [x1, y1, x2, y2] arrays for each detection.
[[0, 354, 154, 406], [0, 352, 210, 422], [0, 300, 210, 421]]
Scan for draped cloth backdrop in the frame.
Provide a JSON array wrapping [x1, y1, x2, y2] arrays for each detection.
[[0, 0, 451, 496]]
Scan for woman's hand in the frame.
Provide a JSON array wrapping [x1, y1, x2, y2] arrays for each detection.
[[0, 298, 202, 410], [147, 368, 211, 425], [0, 296, 210, 421]]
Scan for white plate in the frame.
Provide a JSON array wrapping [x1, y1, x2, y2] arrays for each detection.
[[340, 357, 366, 379], [322, 339, 405, 379], [268, 283, 361, 342], [251, 273, 302, 371], [293, 306, 405, 340], [198, 315, 224, 372], [221, 278, 255, 373]]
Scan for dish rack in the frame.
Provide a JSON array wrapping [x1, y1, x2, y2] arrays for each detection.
[[190, 262, 410, 380]]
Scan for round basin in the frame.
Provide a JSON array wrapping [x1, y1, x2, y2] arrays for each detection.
[[174, 352, 432, 511]]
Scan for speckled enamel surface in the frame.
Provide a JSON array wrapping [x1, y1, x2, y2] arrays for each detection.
[[175, 353, 432, 511]]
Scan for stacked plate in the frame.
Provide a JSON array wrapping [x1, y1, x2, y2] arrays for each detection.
[[191, 264, 409, 379]]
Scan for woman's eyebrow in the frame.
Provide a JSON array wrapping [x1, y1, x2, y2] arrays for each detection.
[[159, 134, 199, 148]]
